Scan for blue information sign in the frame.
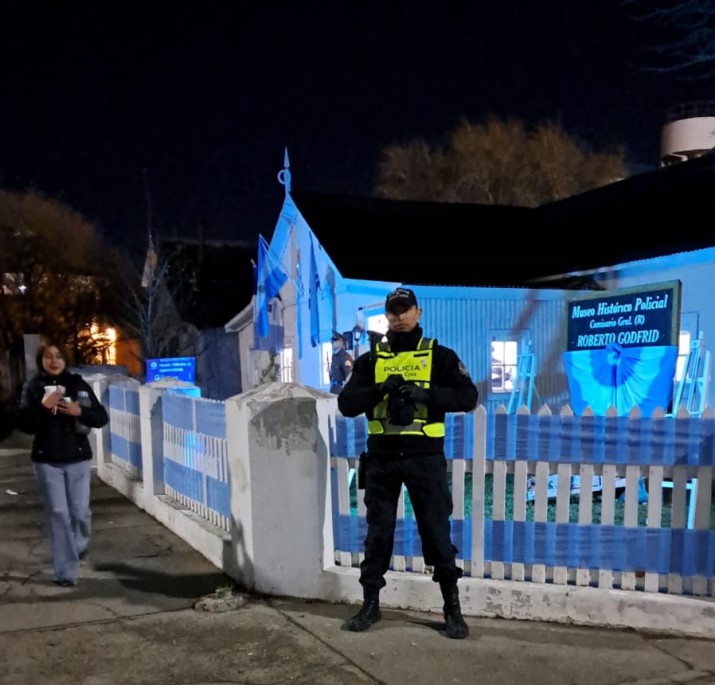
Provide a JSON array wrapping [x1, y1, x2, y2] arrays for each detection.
[[145, 357, 196, 383]]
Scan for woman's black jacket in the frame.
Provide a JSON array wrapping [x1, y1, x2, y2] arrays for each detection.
[[18, 371, 109, 464]]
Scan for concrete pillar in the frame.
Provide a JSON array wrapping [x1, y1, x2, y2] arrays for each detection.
[[138, 383, 165, 516], [86, 376, 109, 475], [225, 382, 336, 597]]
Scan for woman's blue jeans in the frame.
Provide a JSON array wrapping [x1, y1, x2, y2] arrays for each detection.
[[34, 460, 91, 583]]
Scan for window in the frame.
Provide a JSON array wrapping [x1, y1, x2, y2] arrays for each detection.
[[366, 313, 388, 335], [674, 330, 691, 382], [2, 272, 26, 294], [279, 346, 294, 382], [490, 331, 530, 396], [321, 342, 332, 386], [675, 313, 699, 384], [490, 338, 518, 394]]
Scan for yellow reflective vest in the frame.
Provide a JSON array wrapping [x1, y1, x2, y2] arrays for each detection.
[[368, 337, 445, 438]]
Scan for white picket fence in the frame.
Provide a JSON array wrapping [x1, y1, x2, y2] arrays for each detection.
[[107, 383, 142, 479], [104, 384, 230, 532], [162, 394, 230, 532], [102, 378, 715, 599], [331, 404, 715, 597]]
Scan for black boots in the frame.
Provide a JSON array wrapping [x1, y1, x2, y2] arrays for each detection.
[[345, 584, 467, 638], [440, 581, 469, 639], [345, 587, 381, 632]]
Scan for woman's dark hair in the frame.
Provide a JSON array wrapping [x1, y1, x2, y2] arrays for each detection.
[[35, 341, 68, 371]]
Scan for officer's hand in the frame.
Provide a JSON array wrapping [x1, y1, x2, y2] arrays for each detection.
[[378, 374, 405, 396], [398, 383, 430, 404]]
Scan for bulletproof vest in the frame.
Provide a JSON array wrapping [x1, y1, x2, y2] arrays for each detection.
[[368, 337, 444, 438]]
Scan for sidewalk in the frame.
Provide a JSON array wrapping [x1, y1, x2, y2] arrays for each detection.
[[2, 430, 715, 685]]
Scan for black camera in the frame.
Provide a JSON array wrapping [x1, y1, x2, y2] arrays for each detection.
[[387, 394, 414, 426]]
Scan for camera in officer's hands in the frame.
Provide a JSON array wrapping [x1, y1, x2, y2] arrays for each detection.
[[387, 393, 415, 426], [378, 374, 415, 425], [379, 374, 404, 396], [398, 383, 430, 405]]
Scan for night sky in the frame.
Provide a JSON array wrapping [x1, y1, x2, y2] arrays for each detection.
[[0, 2, 699, 252]]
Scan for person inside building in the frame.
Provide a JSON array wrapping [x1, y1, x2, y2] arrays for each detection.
[[17, 340, 109, 587], [337, 287, 478, 639], [329, 331, 353, 395]]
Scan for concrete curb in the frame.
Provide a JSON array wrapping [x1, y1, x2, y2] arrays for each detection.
[[321, 567, 715, 639]]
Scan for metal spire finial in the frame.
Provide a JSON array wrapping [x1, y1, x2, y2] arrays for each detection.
[[277, 146, 291, 194]]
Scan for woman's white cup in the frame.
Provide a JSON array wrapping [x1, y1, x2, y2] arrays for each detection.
[[43, 385, 66, 413], [44, 385, 65, 396]]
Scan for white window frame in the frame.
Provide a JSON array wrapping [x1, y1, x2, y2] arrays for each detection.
[[279, 346, 294, 382], [320, 342, 332, 387], [675, 312, 699, 383], [674, 330, 691, 382], [489, 330, 529, 396]]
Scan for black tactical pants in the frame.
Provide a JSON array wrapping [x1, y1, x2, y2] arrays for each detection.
[[359, 452, 463, 590]]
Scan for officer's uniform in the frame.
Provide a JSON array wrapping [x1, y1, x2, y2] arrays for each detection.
[[329, 334, 353, 395], [337, 324, 478, 591]]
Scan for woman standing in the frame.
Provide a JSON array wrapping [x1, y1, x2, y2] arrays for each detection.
[[18, 341, 108, 587]]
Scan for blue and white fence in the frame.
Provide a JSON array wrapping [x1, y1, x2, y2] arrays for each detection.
[[329, 405, 715, 597], [107, 383, 142, 478], [102, 378, 714, 600], [162, 392, 230, 531]]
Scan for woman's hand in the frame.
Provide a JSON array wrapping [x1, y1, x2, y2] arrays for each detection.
[[57, 399, 81, 417], [41, 388, 64, 413]]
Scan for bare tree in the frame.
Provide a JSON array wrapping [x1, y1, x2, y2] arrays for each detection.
[[115, 241, 202, 376], [373, 139, 448, 202], [374, 117, 626, 207], [623, 0, 715, 78]]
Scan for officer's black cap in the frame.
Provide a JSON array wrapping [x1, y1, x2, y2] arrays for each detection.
[[385, 287, 418, 313], [330, 331, 343, 341]]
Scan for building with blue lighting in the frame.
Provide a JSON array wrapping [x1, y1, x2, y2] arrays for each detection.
[[226, 151, 715, 414]]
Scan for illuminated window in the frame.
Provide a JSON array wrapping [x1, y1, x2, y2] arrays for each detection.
[[366, 313, 388, 335], [104, 327, 117, 364], [490, 337, 519, 394], [674, 331, 691, 382], [89, 323, 117, 364], [279, 346, 294, 382], [2, 273, 26, 294], [320, 342, 332, 386]]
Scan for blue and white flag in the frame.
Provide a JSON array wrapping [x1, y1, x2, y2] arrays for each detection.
[[254, 235, 288, 340], [309, 237, 321, 348], [563, 343, 678, 416]]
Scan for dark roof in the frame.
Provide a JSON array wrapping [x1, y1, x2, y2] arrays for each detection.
[[292, 152, 715, 288], [291, 191, 545, 288], [159, 237, 255, 329], [534, 150, 715, 271]]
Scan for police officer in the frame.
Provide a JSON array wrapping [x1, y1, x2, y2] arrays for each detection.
[[329, 331, 353, 395], [337, 287, 478, 639]]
